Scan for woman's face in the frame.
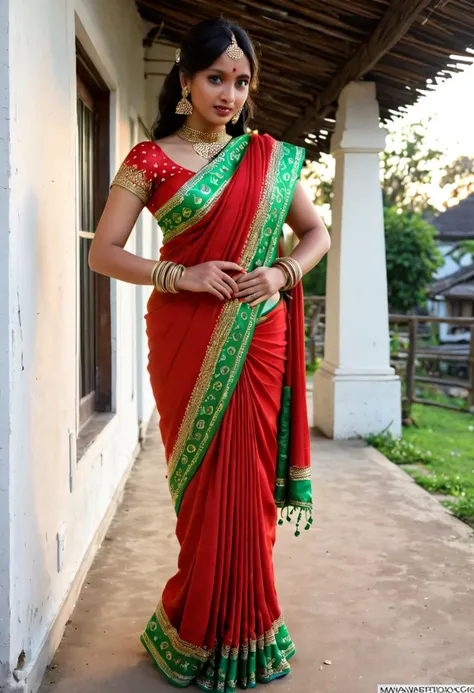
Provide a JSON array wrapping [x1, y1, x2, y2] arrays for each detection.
[[184, 50, 251, 126]]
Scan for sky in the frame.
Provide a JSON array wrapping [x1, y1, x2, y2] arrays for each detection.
[[399, 56, 474, 159]]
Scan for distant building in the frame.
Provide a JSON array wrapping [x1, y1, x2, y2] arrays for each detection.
[[428, 194, 474, 342], [428, 264, 474, 342]]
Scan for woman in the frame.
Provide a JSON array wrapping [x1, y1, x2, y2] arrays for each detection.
[[89, 18, 330, 692]]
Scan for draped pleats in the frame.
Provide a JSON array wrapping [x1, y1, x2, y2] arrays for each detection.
[[142, 300, 296, 690]]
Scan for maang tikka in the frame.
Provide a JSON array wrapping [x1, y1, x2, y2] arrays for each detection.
[[226, 33, 244, 61]]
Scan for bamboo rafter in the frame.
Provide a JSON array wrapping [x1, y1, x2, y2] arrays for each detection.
[[136, 0, 474, 159]]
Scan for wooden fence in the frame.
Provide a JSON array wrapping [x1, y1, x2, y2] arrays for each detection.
[[390, 314, 474, 417], [304, 297, 474, 416]]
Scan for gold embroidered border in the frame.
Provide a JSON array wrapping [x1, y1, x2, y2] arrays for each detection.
[[155, 601, 210, 661], [110, 163, 152, 204], [171, 303, 257, 506], [149, 605, 288, 671], [154, 150, 227, 224], [154, 137, 249, 245], [239, 141, 283, 270], [161, 179, 232, 245], [167, 301, 240, 481], [262, 144, 305, 269], [198, 653, 290, 690], [218, 614, 286, 659], [276, 499, 312, 509], [195, 615, 291, 689], [289, 466, 312, 481], [142, 632, 197, 684]]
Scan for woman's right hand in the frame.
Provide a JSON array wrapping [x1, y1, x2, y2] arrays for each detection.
[[176, 261, 245, 300]]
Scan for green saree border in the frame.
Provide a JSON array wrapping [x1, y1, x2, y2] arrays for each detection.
[[168, 139, 306, 513], [155, 135, 250, 244], [140, 600, 294, 689]]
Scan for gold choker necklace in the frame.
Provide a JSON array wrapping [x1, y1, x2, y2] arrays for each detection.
[[176, 124, 232, 160]]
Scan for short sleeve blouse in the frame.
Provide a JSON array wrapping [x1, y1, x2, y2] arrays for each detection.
[[110, 141, 195, 214]]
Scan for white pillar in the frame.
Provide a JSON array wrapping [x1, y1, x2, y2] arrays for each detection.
[[314, 81, 401, 439]]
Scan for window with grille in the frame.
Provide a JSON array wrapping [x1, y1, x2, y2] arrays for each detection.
[[76, 42, 111, 428]]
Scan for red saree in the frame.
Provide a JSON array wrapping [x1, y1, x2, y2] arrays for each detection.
[[111, 133, 312, 690]]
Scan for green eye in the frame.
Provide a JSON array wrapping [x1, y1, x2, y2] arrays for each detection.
[[236, 79, 249, 88], [209, 76, 221, 84]]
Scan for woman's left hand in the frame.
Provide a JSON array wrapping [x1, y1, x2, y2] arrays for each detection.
[[234, 266, 286, 308]]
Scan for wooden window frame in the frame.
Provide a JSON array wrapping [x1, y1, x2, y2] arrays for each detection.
[[76, 40, 112, 426]]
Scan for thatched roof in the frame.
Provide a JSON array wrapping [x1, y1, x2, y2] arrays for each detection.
[[430, 193, 474, 242], [443, 282, 474, 299], [429, 263, 474, 296], [137, 0, 474, 159]]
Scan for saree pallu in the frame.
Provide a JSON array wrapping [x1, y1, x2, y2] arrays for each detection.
[[141, 133, 312, 690]]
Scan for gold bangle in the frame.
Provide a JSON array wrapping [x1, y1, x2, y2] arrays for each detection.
[[272, 257, 303, 290], [167, 263, 180, 293], [151, 261, 161, 287], [151, 260, 185, 293], [273, 262, 292, 289], [154, 262, 167, 292]]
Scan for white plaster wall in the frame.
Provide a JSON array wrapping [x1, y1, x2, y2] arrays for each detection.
[[144, 39, 177, 135], [0, 0, 11, 681], [2, 0, 159, 689], [129, 120, 162, 432]]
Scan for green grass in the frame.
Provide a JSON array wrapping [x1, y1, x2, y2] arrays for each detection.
[[367, 404, 474, 528], [404, 405, 474, 489], [416, 385, 469, 412]]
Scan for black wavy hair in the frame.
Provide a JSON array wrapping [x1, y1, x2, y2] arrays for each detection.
[[152, 18, 259, 141]]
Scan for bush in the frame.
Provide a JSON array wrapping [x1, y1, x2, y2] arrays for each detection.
[[384, 207, 443, 314], [365, 430, 434, 465]]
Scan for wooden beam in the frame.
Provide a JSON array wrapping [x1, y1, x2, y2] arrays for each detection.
[[282, 0, 442, 141]]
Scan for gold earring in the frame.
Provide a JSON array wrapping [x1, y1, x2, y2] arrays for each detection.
[[176, 86, 193, 115], [231, 106, 243, 125]]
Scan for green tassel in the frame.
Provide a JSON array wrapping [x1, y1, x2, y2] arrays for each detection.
[[278, 507, 284, 526], [278, 503, 314, 534], [294, 509, 303, 537]]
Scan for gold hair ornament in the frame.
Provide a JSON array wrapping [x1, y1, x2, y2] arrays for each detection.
[[226, 32, 244, 61]]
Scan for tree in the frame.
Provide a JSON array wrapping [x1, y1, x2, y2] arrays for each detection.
[[381, 121, 444, 214], [300, 154, 334, 208], [384, 207, 443, 313], [299, 121, 467, 308], [440, 156, 474, 205], [302, 254, 327, 298]]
